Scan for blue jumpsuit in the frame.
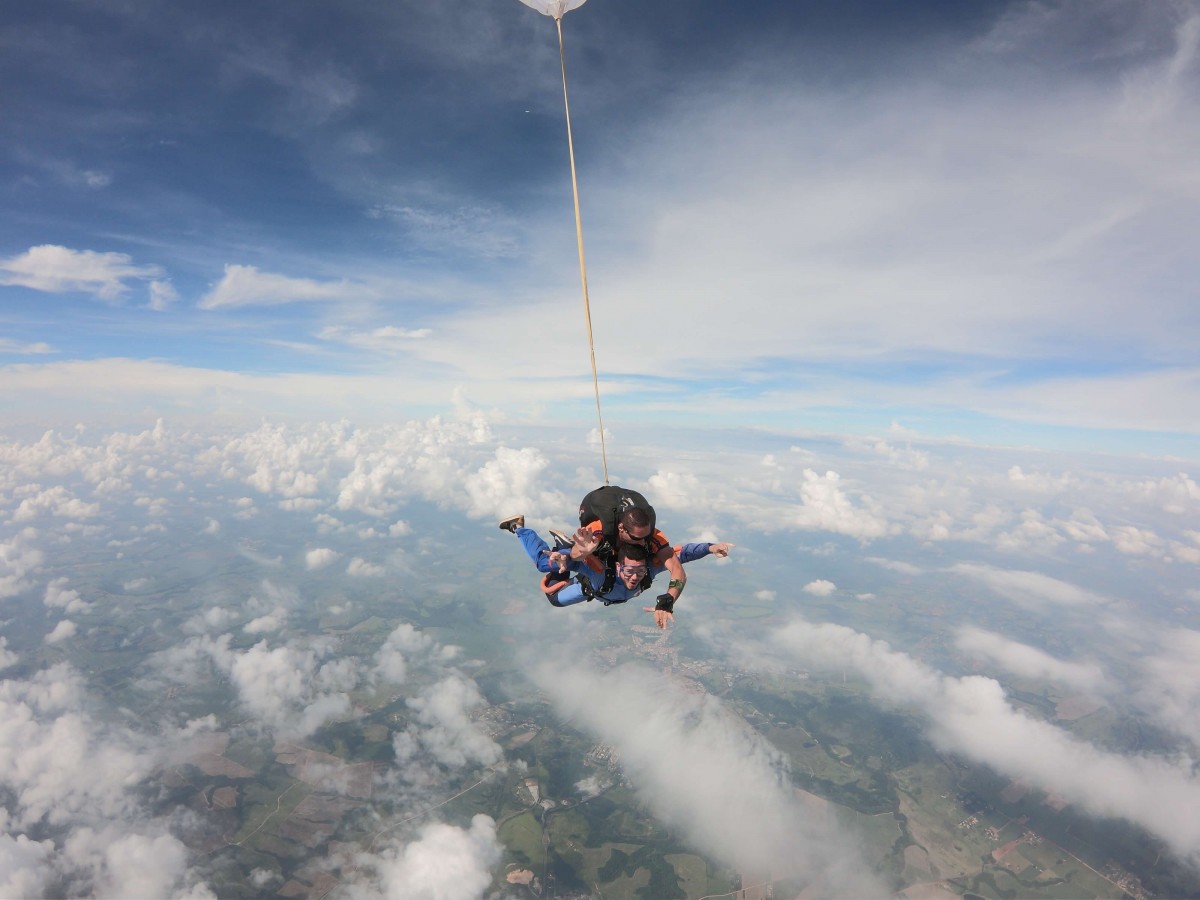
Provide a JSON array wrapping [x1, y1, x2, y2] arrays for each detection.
[[516, 526, 715, 607]]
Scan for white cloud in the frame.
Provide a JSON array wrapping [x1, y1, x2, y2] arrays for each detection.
[[183, 635, 360, 737], [401, 674, 502, 771], [197, 607, 234, 632], [533, 658, 883, 895], [845, 437, 929, 471], [362, 814, 502, 900], [198, 264, 370, 309], [1111, 524, 1164, 557], [803, 579, 836, 597], [791, 469, 890, 540], [0, 828, 54, 898], [0, 664, 151, 830], [44, 619, 77, 644], [44, 578, 94, 614], [347, 557, 385, 577], [244, 607, 287, 634], [0, 637, 17, 671], [146, 280, 178, 311], [0, 531, 44, 598], [306, 548, 340, 570], [762, 618, 1200, 864], [0, 245, 163, 301], [1136, 628, 1200, 749], [373, 623, 440, 686], [62, 827, 199, 900], [317, 325, 433, 351], [462, 446, 569, 523], [0, 338, 55, 355], [955, 626, 1108, 693], [646, 470, 705, 512], [951, 563, 1107, 608], [12, 486, 100, 522], [867, 557, 923, 575]]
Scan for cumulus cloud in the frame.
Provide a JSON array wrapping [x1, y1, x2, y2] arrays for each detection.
[[12, 486, 99, 522], [646, 470, 706, 513], [347, 557, 385, 577], [399, 674, 502, 771], [353, 814, 502, 900], [462, 446, 569, 523], [760, 618, 1200, 864], [244, 607, 287, 634], [791, 469, 890, 540], [532, 658, 883, 895], [44, 577, 93, 614], [0, 245, 163, 301], [0, 827, 54, 898], [44, 619, 77, 644], [955, 626, 1108, 693], [373, 623, 441, 686], [179, 635, 360, 737], [0, 637, 17, 671], [306, 548, 340, 570], [802, 579, 836, 597], [0, 664, 152, 831], [62, 826, 200, 899]]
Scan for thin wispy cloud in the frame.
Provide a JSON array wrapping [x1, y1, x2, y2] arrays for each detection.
[[198, 265, 371, 309]]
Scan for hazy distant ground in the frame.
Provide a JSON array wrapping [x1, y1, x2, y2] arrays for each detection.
[[1, 416, 1198, 897]]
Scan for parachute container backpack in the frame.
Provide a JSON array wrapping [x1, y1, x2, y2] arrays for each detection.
[[578, 485, 656, 533], [516, 0, 610, 484]]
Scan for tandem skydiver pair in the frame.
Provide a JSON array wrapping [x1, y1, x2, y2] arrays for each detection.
[[499, 485, 733, 629]]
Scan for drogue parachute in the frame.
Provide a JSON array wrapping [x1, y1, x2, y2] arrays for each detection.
[[517, 0, 588, 20]]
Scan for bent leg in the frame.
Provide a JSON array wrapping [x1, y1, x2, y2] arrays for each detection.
[[516, 527, 555, 574]]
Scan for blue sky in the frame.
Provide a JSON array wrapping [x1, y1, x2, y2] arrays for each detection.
[[1, 0, 1198, 455]]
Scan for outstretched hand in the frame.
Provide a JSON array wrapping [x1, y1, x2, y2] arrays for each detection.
[[642, 606, 674, 629], [573, 526, 600, 555], [709, 542, 735, 558], [547, 550, 570, 573]]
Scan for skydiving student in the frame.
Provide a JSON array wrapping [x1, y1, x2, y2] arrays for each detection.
[[499, 515, 733, 630], [563, 485, 690, 614]]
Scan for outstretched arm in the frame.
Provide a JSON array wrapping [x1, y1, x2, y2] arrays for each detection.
[[675, 541, 736, 564], [644, 542, 734, 628]]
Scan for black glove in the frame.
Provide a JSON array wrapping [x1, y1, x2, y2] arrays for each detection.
[[654, 593, 675, 613]]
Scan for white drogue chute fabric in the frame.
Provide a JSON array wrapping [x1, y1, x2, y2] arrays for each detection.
[[517, 0, 588, 20]]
